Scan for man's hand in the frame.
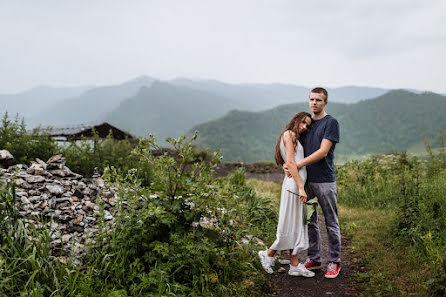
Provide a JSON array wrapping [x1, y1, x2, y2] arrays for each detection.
[[295, 160, 303, 170], [283, 163, 292, 177]]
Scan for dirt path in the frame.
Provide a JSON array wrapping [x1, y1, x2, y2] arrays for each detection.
[[214, 163, 358, 296], [265, 214, 358, 297]]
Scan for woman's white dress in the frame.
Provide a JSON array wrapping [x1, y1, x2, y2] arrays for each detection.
[[269, 131, 308, 255]]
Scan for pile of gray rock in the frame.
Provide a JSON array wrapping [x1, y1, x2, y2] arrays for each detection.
[[0, 150, 117, 263]]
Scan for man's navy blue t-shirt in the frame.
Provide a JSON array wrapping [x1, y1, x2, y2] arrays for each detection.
[[301, 114, 339, 183]]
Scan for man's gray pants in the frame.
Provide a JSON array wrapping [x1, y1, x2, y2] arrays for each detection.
[[305, 182, 341, 264]]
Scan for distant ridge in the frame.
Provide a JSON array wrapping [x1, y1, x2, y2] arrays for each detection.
[[31, 76, 155, 126], [191, 90, 446, 162], [104, 81, 238, 142], [0, 85, 92, 119], [2, 76, 436, 153]]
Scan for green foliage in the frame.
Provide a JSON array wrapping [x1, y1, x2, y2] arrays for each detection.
[[0, 133, 277, 296], [0, 113, 154, 185], [336, 152, 422, 209], [75, 133, 277, 296], [60, 131, 153, 185], [0, 182, 80, 296], [0, 112, 58, 164], [338, 137, 446, 296]]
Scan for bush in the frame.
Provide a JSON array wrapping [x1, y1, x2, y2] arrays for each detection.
[[66, 133, 277, 296], [61, 132, 153, 185], [337, 152, 421, 209], [338, 140, 446, 295], [0, 130, 278, 296], [0, 113, 58, 164]]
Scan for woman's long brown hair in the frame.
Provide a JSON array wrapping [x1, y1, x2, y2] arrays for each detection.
[[274, 112, 312, 166]]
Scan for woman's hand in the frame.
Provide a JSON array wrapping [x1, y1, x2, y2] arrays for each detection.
[[298, 187, 307, 203], [283, 163, 292, 177]]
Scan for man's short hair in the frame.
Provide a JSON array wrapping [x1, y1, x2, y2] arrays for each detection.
[[311, 87, 328, 101]]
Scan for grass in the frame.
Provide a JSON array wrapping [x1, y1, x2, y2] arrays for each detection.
[[248, 178, 431, 296], [339, 206, 428, 296], [246, 179, 281, 210]]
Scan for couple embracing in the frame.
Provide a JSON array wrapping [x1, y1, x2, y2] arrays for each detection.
[[258, 87, 341, 279]]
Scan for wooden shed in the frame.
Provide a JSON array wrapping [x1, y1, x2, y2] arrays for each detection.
[[39, 122, 134, 141]]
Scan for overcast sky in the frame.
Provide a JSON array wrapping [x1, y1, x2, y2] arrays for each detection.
[[1, 0, 445, 94]]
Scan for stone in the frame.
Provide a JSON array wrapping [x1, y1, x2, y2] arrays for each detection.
[[94, 177, 105, 188], [46, 184, 66, 195], [59, 256, 67, 265], [21, 196, 31, 204], [49, 239, 62, 249], [72, 214, 83, 225], [0, 155, 118, 260], [35, 158, 48, 169], [0, 149, 17, 167], [48, 198, 56, 209], [16, 191, 28, 197], [28, 190, 39, 196], [82, 187, 95, 196], [49, 169, 66, 177], [73, 189, 84, 198], [77, 181, 86, 190], [103, 210, 113, 221], [22, 182, 33, 189], [47, 155, 63, 164], [62, 191, 73, 197], [27, 165, 45, 175], [101, 190, 114, 199], [14, 178, 26, 186], [26, 175, 45, 183], [62, 234, 72, 242]]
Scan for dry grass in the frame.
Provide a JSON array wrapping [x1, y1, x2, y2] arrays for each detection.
[[246, 179, 281, 210]]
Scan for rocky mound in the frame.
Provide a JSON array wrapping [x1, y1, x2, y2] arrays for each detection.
[[0, 151, 117, 264]]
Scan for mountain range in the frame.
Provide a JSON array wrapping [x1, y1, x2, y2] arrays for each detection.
[[0, 76, 442, 159], [191, 90, 446, 162], [0, 85, 91, 119], [2, 76, 400, 130]]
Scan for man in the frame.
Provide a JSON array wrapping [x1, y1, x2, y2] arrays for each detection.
[[284, 87, 341, 278]]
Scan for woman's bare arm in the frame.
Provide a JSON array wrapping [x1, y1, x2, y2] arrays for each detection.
[[283, 131, 304, 190]]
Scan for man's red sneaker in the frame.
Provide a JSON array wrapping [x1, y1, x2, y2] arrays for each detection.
[[304, 258, 322, 270], [324, 263, 341, 278]]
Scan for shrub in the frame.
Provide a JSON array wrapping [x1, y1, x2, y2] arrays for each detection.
[[337, 139, 446, 295], [61, 132, 153, 185], [0, 113, 58, 164], [74, 133, 277, 296]]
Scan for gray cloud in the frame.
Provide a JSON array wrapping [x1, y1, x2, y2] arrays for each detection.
[[0, 0, 445, 93]]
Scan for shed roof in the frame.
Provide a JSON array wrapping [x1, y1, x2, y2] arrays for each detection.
[[39, 122, 134, 140]]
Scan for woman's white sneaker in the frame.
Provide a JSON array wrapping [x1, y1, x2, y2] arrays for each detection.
[[288, 263, 315, 277], [258, 250, 275, 274]]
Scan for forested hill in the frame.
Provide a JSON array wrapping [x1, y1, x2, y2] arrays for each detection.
[[191, 90, 446, 162], [104, 81, 238, 140]]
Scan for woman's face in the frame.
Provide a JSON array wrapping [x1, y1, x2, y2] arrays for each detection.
[[298, 116, 312, 134]]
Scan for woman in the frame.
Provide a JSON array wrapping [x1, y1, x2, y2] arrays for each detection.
[[258, 112, 314, 277]]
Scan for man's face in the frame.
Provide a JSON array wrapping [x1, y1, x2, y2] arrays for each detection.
[[309, 92, 327, 114]]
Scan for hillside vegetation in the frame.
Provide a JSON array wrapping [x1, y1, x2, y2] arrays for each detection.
[[5, 77, 397, 138], [192, 90, 446, 162], [104, 81, 238, 140]]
